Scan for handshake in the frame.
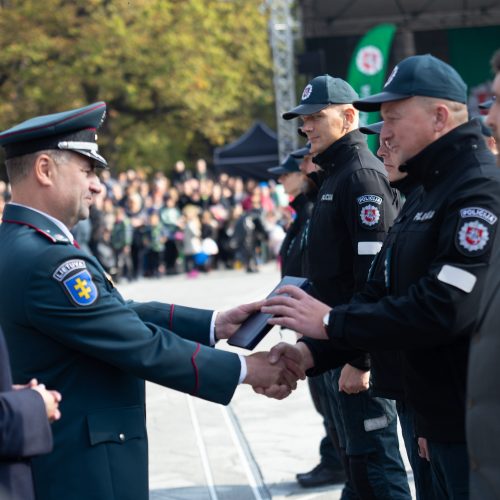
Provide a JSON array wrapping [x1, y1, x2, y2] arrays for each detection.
[[242, 342, 315, 399], [215, 293, 318, 400]]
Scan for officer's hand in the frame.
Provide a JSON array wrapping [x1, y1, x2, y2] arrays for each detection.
[[214, 300, 265, 340], [338, 364, 370, 394], [32, 384, 62, 423], [261, 285, 330, 339], [243, 350, 304, 399], [252, 342, 311, 399], [417, 437, 430, 461], [12, 377, 38, 390]]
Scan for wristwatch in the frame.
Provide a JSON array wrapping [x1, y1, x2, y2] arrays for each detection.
[[322, 311, 330, 334]]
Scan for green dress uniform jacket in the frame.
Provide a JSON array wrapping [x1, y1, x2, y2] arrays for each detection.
[[0, 204, 241, 500]]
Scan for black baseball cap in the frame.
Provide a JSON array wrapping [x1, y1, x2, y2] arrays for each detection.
[[290, 143, 311, 158], [283, 75, 359, 120], [354, 54, 467, 112], [359, 121, 383, 135], [479, 99, 494, 110], [268, 155, 301, 175]]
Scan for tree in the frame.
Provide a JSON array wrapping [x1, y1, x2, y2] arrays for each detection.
[[0, 0, 275, 172]]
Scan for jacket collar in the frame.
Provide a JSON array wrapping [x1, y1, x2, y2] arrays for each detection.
[[290, 193, 309, 211], [401, 119, 485, 191], [390, 174, 420, 197], [313, 129, 368, 173], [2, 204, 72, 244]]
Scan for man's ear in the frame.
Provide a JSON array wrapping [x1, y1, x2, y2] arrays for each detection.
[[433, 104, 450, 132], [33, 153, 54, 187], [343, 107, 356, 129]]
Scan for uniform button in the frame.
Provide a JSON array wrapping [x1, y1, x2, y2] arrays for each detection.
[[470, 458, 478, 470], [119, 433, 125, 442]]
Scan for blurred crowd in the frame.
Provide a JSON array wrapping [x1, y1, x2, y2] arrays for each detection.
[[0, 158, 292, 282]]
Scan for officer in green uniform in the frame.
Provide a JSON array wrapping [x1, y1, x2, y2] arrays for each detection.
[[0, 102, 302, 500]]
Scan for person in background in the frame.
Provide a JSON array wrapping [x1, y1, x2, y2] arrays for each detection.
[[266, 54, 500, 500], [143, 210, 166, 278], [359, 121, 435, 500], [111, 205, 134, 282], [0, 325, 60, 500], [270, 146, 347, 489], [467, 47, 500, 500], [280, 74, 409, 499]]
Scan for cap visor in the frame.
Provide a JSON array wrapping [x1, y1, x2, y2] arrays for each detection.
[[282, 103, 330, 120], [267, 166, 288, 175], [353, 92, 410, 112], [290, 146, 311, 158], [75, 149, 108, 169], [479, 99, 493, 110], [359, 121, 383, 135]]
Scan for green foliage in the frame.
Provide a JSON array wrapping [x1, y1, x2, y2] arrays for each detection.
[[0, 0, 275, 172]]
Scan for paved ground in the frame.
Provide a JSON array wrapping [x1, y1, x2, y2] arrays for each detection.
[[118, 263, 415, 500]]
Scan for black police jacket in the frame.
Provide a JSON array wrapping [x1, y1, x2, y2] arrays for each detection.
[[310, 119, 500, 442], [307, 129, 399, 307], [306, 129, 399, 370], [355, 175, 423, 400], [279, 193, 314, 277]]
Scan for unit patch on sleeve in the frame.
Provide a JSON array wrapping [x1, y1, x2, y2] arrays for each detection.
[[455, 207, 498, 257], [357, 195, 383, 229], [53, 259, 99, 306]]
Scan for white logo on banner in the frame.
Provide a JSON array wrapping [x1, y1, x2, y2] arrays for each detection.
[[356, 46, 383, 76]]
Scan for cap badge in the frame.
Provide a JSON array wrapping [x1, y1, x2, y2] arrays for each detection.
[[301, 84, 313, 100]]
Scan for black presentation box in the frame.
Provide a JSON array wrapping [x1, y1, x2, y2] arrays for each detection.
[[227, 276, 310, 350]]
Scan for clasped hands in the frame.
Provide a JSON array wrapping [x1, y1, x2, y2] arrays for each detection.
[[14, 378, 62, 422]]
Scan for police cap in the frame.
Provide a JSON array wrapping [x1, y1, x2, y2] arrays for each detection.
[[354, 54, 467, 112], [359, 121, 383, 135], [283, 75, 359, 120], [267, 154, 301, 175], [0, 102, 108, 168]]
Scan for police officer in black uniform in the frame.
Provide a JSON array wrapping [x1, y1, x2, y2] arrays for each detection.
[[359, 121, 435, 500], [280, 75, 410, 499], [468, 47, 500, 500], [264, 54, 500, 500], [270, 147, 347, 488]]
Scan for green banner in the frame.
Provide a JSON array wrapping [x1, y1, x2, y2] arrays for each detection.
[[347, 23, 396, 152]]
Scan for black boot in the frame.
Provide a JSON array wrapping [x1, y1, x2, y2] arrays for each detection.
[[296, 462, 346, 488]]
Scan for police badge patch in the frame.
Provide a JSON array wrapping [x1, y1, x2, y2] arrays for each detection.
[[357, 195, 383, 229], [360, 204, 380, 227], [455, 207, 497, 257], [458, 221, 489, 252], [53, 260, 99, 306]]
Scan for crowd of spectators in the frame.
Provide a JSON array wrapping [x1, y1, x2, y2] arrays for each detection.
[[0, 158, 292, 282]]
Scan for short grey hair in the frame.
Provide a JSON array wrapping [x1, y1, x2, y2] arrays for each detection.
[[5, 149, 73, 185]]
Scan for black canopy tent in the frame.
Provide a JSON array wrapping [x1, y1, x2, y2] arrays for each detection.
[[213, 121, 280, 181]]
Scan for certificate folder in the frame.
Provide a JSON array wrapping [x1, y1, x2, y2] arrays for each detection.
[[228, 276, 310, 350]]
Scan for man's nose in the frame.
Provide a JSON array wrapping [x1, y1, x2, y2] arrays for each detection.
[[90, 175, 102, 194]]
